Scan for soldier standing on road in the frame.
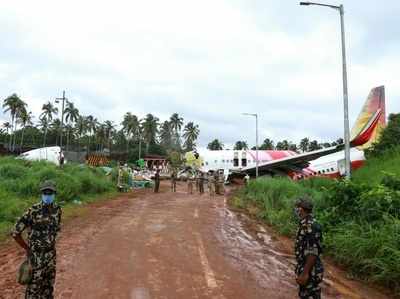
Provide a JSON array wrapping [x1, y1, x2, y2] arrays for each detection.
[[217, 171, 225, 195], [195, 171, 199, 193], [294, 197, 324, 299], [187, 171, 194, 194], [12, 180, 62, 299], [171, 170, 177, 192], [208, 171, 215, 197], [154, 168, 160, 193], [198, 172, 205, 195]]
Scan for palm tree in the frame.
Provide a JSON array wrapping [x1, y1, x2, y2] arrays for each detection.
[[86, 115, 98, 154], [2, 122, 11, 148], [2, 94, 26, 150], [159, 121, 172, 149], [17, 110, 33, 150], [169, 113, 184, 149], [233, 141, 248, 150], [64, 101, 79, 151], [75, 116, 87, 155], [121, 112, 139, 153], [299, 137, 310, 153], [207, 139, 223, 151], [182, 122, 200, 151], [40, 101, 58, 147], [141, 114, 159, 153], [104, 120, 115, 153]]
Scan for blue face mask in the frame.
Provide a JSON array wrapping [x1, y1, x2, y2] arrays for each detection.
[[42, 194, 55, 205]]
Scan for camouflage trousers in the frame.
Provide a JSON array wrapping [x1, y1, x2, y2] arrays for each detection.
[[26, 250, 56, 299], [297, 272, 323, 299], [208, 183, 215, 196]]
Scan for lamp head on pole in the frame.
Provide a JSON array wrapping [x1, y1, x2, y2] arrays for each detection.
[[299, 1, 311, 5]]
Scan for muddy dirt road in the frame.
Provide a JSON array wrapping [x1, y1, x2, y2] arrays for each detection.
[[0, 183, 392, 299]]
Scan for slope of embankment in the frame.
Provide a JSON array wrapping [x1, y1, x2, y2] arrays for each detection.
[[232, 148, 400, 297], [0, 156, 115, 241]]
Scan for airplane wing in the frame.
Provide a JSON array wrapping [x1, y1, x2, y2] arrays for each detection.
[[241, 145, 342, 176], [241, 86, 385, 177]]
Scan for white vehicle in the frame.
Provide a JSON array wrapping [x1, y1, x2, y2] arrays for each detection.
[[19, 146, 65, 166]]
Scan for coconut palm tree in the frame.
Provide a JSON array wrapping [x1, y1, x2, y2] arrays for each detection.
[[182, 122, 200, 151], [2, 94, 26, 150], [141, 114, 159, 153], [2, 122, 11, 148], [207, 139, 224, 150], [17, 110, 33, 150], [121, 112, 139, 153], [169, 113, 183, 149], [159, 120, 172, 149], [104, 120, 115, 153], [86, 115, 98, 154], [40, 101, 58, 147], [64, 101, 79, 151], [74, 116, 87, 155]]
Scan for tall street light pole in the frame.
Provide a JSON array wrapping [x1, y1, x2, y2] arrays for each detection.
[[55, 91, 67, 151], [300, 2, 351, 179], [242, 113, 259, 178]]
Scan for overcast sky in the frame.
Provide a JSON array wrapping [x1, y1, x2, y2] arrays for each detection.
[[1, 0, 399, 149]]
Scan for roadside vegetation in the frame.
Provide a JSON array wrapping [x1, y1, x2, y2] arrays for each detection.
[[0, 156, 115, 241], [233, 146, 400, 295]]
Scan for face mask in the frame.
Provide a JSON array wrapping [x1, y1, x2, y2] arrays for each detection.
[[42, 194, 55, 205]]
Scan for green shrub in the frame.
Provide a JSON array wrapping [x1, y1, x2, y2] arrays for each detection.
[[234, 170, 400, 295], [0, 156, 116, 238]]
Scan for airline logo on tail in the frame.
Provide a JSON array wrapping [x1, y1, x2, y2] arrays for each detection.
[[350, 86, 386, 149]]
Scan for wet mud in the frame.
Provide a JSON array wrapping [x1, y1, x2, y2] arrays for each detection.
[[0, 182, 393, 299]]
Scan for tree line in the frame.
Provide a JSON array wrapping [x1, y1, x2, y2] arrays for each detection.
[[207, 137, 344, 152], [1, 93, 200, 161]]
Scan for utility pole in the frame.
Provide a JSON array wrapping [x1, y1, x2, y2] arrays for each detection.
[[56, 91, 67, 150], [300, 2, 351, 179]]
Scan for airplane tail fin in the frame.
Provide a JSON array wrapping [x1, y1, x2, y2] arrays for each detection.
[[350, 86, 386, 149]]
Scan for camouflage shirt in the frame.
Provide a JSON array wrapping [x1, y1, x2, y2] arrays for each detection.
[[294, 214, 323, 277], [12, 202, 62, 253]]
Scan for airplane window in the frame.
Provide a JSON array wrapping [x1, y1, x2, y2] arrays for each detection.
[[318, 171, 321, 174], [222, 160, 225, 163], [322, 170, 325, 173], [214, 160, 217, 163], [206, 162, 208, 166], [331, 168, 334, 171]]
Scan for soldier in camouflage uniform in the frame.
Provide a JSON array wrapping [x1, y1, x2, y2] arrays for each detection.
[[12, 180, 62, 299], [294, 197, 324, 299]]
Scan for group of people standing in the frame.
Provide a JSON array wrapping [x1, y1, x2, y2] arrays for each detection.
[[154, 168, 226, 196], [186, 170, 225, 196]]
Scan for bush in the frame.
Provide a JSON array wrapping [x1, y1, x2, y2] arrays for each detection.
[[235, 170, 400, 295], [0, 156, 115, 238]]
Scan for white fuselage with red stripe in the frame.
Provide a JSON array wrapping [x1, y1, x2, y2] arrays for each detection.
[[197, 148, 365, 180]]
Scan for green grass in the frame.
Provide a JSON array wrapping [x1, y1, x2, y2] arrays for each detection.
[[0, 156, 116, 241], [352, 147, 400, 186], [234, 151, 400, 296]]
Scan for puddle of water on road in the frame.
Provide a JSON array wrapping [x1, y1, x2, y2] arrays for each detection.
[[216, 206, 298, 294]]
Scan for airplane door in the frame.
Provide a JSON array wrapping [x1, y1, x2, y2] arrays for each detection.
[[233, 152, 239, 167], [241, 152, 247, 167]]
